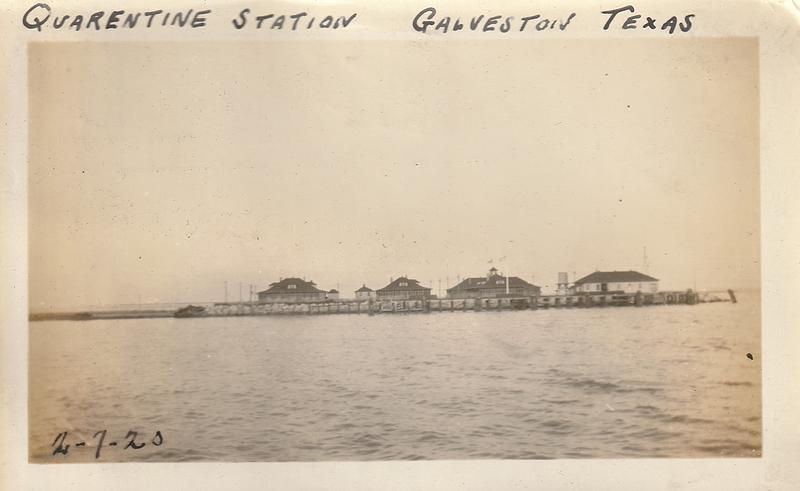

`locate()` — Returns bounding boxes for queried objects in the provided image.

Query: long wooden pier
[29,290,733,321]
[171,289,727,318]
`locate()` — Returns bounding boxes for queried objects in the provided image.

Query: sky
[28,39,759,310]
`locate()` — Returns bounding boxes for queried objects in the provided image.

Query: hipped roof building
[257,277,328,303]
[447,267,540,299]
[376,277,431,300]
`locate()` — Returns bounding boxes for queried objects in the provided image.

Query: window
[288,284,297,289]
[496,280,504,285]
[399,282,408,287]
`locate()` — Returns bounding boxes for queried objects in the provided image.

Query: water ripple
[28,298,762,461]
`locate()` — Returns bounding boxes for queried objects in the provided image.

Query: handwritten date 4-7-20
[51,430,163,459]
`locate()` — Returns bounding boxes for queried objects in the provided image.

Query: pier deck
[29,290,733,321]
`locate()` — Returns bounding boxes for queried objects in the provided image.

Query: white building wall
[576,281,658,293]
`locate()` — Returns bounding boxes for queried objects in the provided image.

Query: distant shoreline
[29,310,175,322]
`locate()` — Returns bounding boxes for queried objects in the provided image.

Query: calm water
[29,293,761,462]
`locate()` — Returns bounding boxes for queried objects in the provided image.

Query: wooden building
[376,277,432,301]
[257,278,328,303]
[355,285,376,301]
[572,270,659,294]
[447,267,541,299]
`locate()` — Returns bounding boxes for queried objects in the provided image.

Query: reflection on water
[29,292,761,462]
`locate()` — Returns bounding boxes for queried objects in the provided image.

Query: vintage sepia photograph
[27,38,760,463]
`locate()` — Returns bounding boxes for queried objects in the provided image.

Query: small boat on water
[174,305,207,318]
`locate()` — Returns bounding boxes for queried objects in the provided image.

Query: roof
[355,285,374,292]
[447,275,539,293]
[574,271,659,284]
[328,289,339,293]
[258,278,325,295]
[377,277,431,292]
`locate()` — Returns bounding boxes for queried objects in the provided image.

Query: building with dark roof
[573,270,659,294]
[355,285,376,301]
[257,277,328,303]
[376,277,431,301]
[447,267,541,299]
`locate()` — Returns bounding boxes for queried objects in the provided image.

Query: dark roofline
[574,270,659,284]
[447,275,539,292]
[258,277,326,294]
[376,276,431,292]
